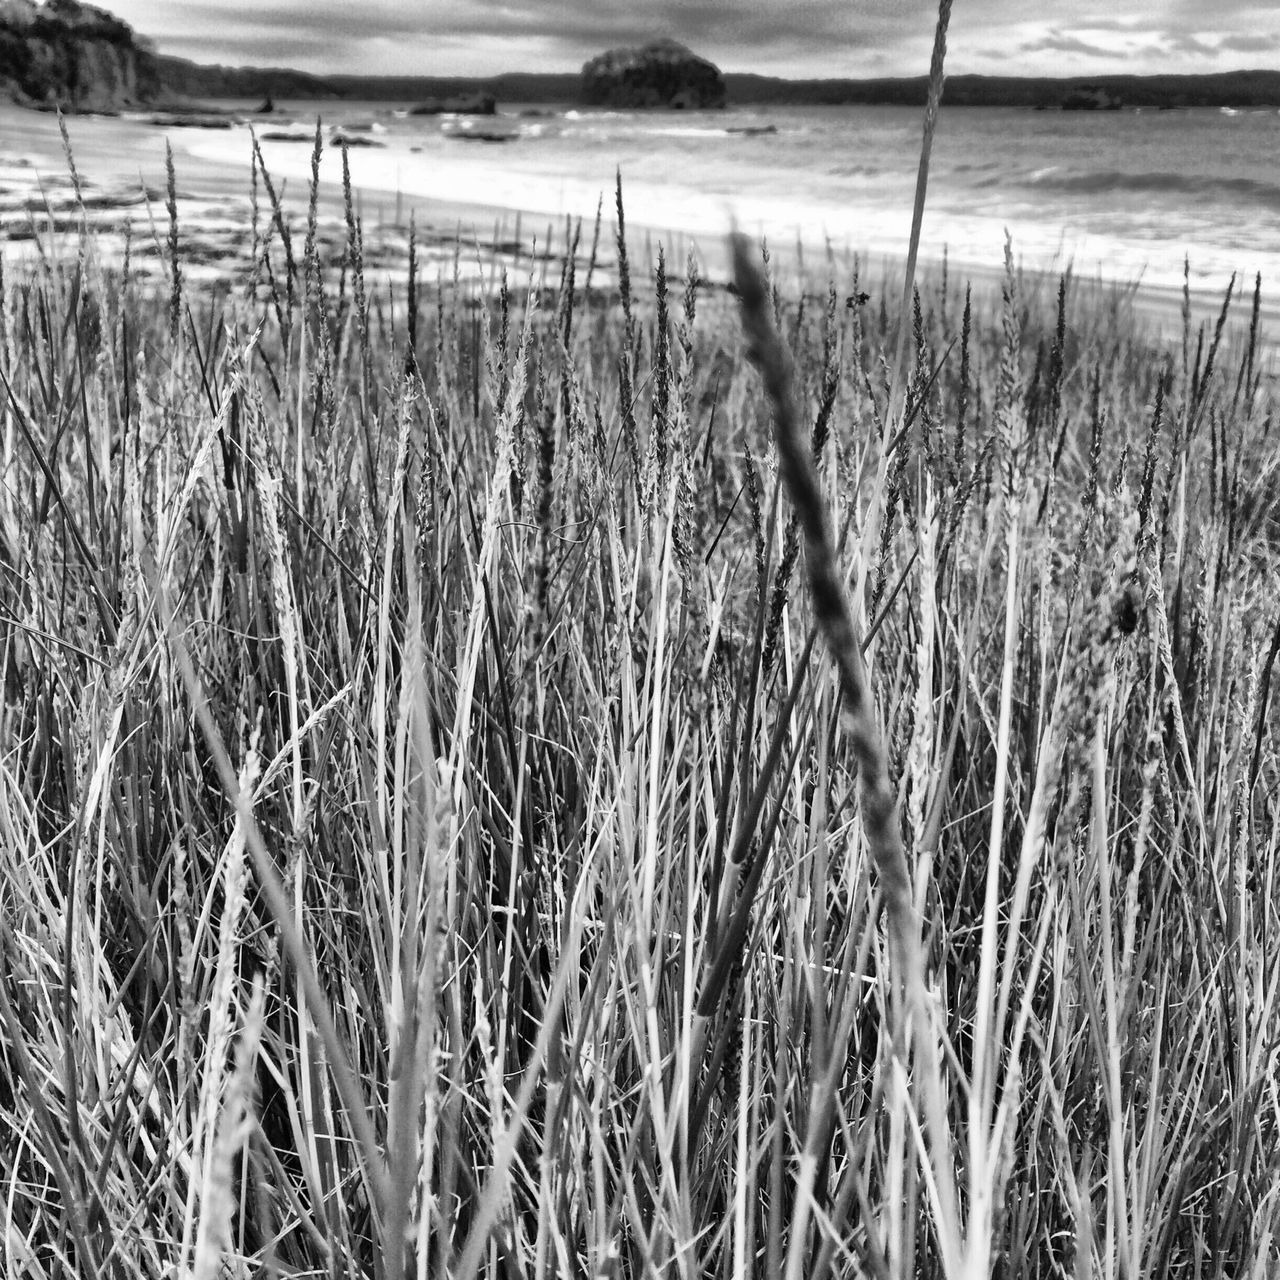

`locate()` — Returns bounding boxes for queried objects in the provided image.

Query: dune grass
[0,109,1278,1280]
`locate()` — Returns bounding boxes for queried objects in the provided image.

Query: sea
[5,98,1280,304]
[181,100,1280,298]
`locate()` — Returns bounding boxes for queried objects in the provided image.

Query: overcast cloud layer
[110,0,1280,79]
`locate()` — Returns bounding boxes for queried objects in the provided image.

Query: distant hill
[155,54,338,101]
[156,58,579,104]
[153,55,1280,112]
[724,69,1280,109]
[324,72,582,104]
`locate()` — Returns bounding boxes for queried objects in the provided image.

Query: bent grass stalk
[856,0,954,614]
[729,233,964,1273]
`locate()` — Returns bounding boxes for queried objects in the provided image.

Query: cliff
[581,38,725,109]
[0,0,160,110]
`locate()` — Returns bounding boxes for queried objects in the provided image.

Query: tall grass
[0,112,1278,1280]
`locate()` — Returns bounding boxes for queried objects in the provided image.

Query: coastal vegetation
[1,80,1278,1279]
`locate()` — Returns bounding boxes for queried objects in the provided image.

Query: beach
[3,98,1276,361]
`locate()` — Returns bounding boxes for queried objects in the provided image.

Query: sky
[107,0,1280,80]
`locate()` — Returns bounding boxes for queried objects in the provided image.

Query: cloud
[1219,31,1280,53]
[1161,31,1221,59]
[1169,0,1275,19]
[1018,31,1131,59]
[124,0,948,76]
[107,0,1280,77]
[142,0,925,46]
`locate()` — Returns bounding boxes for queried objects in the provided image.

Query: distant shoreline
[154,60,1280,113]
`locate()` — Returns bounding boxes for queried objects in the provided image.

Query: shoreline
[2,101,1274,369]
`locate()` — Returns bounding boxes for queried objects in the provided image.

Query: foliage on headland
[580,37,727,109]
[153,53,340,103]
[0,0,160,111]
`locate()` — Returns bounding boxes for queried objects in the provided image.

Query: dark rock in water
[442,118,519,143]
[1060,85,1124,111]
[255,94,274,114]
[149,112,233,129]
[0,0,161,111]
[409,93,496,116]
[581,38,725,110]
[330,131,384,148]
[726,123,777,136]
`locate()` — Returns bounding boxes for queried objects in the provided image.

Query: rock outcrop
[581,39,725,110]
[0,0,160,111]
[1060,85,1124,111]
[409,93,496,116]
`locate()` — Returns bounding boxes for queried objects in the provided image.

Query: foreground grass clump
[1,161,1278,1280]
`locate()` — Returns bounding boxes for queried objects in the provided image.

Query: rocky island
[0,0,160,111]
[581,38,726,109]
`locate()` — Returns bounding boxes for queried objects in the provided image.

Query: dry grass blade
[153,571,390,1229]
[730,231,963,1269]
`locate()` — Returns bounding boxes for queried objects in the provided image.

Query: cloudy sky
[109,0,1280,79]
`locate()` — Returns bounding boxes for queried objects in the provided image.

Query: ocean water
[181,100,1280,296]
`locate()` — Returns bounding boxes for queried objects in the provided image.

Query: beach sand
[0,103,539,293]
[1,101,1272,367]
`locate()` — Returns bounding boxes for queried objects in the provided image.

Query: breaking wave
[1019,167,1280,207]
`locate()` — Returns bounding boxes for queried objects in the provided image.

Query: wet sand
[0,103,549,291]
